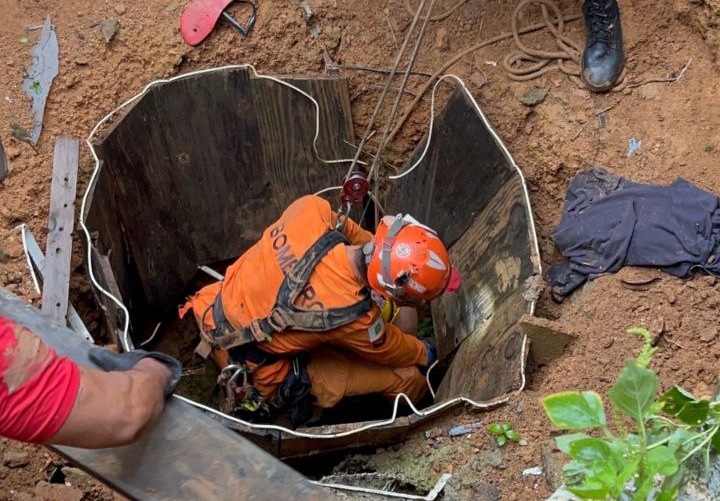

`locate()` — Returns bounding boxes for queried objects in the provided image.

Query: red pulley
[341,172,369,206]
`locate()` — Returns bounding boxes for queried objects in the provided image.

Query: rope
[385,12,582,145]
[370,0,438,183]
[503,0,626,87]
[404,0,470,22]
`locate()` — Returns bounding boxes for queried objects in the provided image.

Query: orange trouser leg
[306,346,428,409]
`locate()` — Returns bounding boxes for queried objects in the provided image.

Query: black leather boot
[581,0,625,92]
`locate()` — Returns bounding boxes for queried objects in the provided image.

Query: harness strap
[211,230,372,352]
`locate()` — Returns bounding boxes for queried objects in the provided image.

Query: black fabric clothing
[548,168,720,300]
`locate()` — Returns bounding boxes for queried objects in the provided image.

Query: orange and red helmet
[364,214,460,304]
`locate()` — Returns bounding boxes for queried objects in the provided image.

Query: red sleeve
[0,317,80,443]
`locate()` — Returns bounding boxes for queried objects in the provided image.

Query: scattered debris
[424,427,444,439]
[522,466,544,478]
[618,266,661,291]
[3,450,30,468]
[99,19,120,42]
[62,467,93,486]
[22,17,59,145]
[0,138,7,182]
[299,0,313,21]
[520,87,549,106]
[519,315,577,365]
[447,422,483,437]
[626,137,642,156]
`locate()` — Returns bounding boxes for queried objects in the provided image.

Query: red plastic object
[180,0,234,46]
[445,266,462,293]
[341,171,369,206]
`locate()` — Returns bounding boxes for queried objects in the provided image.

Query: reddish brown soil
[1,0,720,499]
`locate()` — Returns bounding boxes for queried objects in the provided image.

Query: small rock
[484,448,506,469]
[520,87,549,106]
[472,483,500,501]
[62,467,92,486]
[522,466,544,478]
[34,482,84,501]
[602,338,614,349]
[3,450,30,468]
[435,27,448,50]
[700,326,718,343]
[469,71,487,88]
[74,57,89,66]
[1,237,23,260]
[99,19,120,43]
[519,439,529,446]
[114,4,127,15]
[425,426,443,439]
[665,289,677,304]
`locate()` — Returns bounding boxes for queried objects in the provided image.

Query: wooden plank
[0,288,333,501]
[518,314,577,365]
[91,68,353,325]
[383,88,515,247]
[42,138,79,324]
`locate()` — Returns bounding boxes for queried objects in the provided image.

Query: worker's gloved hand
[422,338,437,366]
[88,347,182,397]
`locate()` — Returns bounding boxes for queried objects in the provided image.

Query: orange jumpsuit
[180,195,428,408]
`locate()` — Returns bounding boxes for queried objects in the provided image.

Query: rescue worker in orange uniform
[180,195,458,424]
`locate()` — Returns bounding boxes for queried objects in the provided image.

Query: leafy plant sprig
[542,327,720,501]
[488,421,521,447]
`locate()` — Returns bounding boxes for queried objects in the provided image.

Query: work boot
[581,0,625,92]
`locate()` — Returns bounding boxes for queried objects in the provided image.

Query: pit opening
[84,66,540,458]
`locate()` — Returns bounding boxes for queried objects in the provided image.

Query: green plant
[541,327,720,501]
[488,421,521,447]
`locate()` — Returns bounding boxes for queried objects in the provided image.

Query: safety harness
[206,229,373,424]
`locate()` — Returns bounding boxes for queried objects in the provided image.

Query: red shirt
[0,316,80,443]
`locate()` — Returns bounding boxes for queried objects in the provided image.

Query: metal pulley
[341,171,369,207]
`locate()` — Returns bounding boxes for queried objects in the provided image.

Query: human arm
[0,318,180,448]
[47,357,172,448]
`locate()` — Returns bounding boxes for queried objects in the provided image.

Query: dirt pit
[2,0,720,499]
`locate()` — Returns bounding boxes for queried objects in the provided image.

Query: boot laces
[586,0,614,46]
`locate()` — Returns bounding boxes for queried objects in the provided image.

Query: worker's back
[220,195,373,332]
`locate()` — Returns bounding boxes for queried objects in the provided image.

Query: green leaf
[608,361,658,423]
[497,435,507,447]
[505,430,521,441]
[645,446,679,476]
[568,438,614,463]
[488,423,502,435]
[19,37,29,44]
[676,400,710,426]
[31,80,41,95]
[667,427,698,454]
[566,478,611,500]
[502,422,512,431]
[556,433,592,454]
[661,386,697,415]
[542,391,607,430]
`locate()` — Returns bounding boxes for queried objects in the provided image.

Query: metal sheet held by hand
[22,17,59,145]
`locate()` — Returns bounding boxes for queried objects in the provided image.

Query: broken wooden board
[21,225,93,343]
[384,86,541,403]
[518,314,576,365]
[87,67,355,338]
[0,288,332,501]
[42,138,79,325]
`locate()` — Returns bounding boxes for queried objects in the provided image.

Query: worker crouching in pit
[179,195,460,426]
